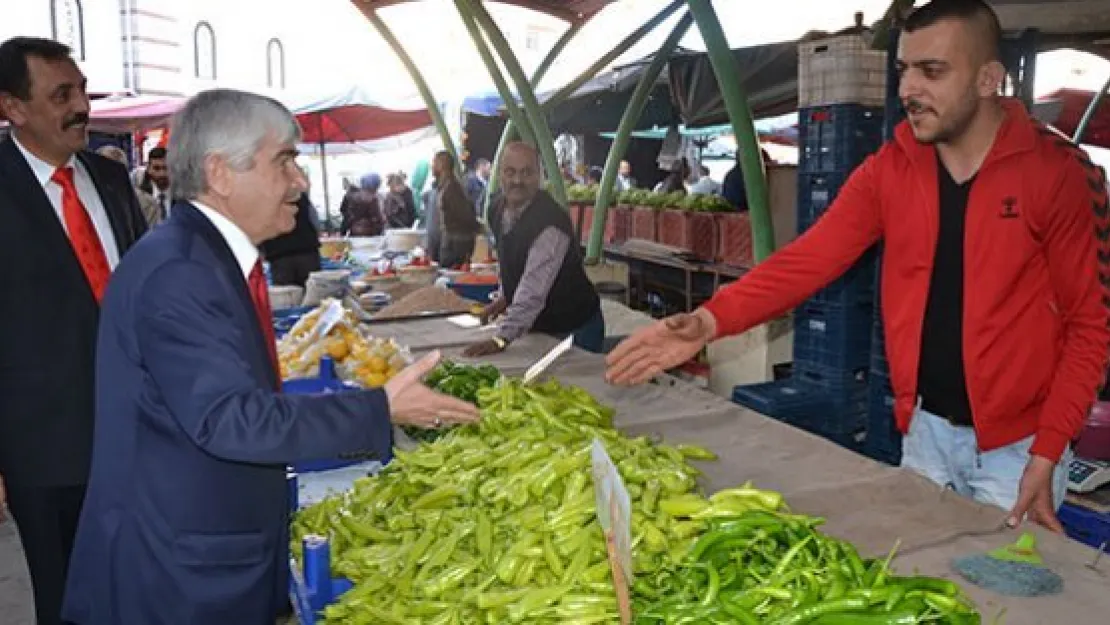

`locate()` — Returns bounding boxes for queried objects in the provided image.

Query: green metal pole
[464,0,567,207]
[543,0,686,111]
[454,0,536,148]
[1075,73,1110,144]
[685,0,774,262]
[586,13,694,263]
[359,7,460,170]
[486,22,581,218]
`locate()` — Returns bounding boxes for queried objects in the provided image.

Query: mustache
[903,98,934,115]
[63,112,89,130]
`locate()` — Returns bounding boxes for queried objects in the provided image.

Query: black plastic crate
[793,300,874,377]
[731,379,832,423]
[798,103,885,174]
[797,171,849,232]
[865,371,902,464]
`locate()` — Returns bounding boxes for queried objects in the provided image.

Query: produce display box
[577,203,618,245]
[609,205,633,244]
[792,299,874,377]
[630,206,659,241]
[290,535,352,625]
[797,103,885,174]
[657,210,718,260]
[1058,502,1110,553]
[273,306,316,339]
[715,212,753,268]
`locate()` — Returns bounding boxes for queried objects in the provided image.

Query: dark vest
[490,191,599,335]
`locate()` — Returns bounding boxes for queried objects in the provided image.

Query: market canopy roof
[350,0,613,23]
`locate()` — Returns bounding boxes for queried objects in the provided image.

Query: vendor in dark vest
[464,142,603,357]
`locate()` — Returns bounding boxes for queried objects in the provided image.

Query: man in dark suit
[61,88,479,625]
[0,37,147,625]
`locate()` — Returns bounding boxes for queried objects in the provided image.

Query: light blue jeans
[901,407,1072,512]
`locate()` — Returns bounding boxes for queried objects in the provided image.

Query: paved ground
[0,517,34,625]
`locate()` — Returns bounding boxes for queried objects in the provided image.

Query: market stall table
[351,319,1110,624]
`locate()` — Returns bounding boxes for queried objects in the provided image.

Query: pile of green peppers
[294,377,981,624]
[404,361,502,443]
[293,379,719,624]
[635,503,981,625]
[424,361,502,404]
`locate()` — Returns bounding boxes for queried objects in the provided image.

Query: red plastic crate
[610,206,632,244]
[689,212,718,260]
[578,204,619,244]
[716,212,753,268]
[630,207,659,241]
[578,204,594,244]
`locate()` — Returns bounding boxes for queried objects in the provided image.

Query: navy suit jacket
[62,202,394,625]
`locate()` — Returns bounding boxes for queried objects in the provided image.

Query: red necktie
[248,260,281,385]
[52,167,111,302]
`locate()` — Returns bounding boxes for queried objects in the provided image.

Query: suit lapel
[77,151,132,255]
[0,139,98,303]
[176,203,279,390]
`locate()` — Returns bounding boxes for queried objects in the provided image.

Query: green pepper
[770,596,870,625]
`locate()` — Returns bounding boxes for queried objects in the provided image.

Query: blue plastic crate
[797,171,849,232]
[793,300,875,377]
[731,379,832,424]
[798,104,885,174]
[1058,502,1110,553]
[870,319,889,378]
[810,247,879,308]
[283,359,374,473]
[290,535,353,625]
[449,281,498,303]
[273,305,315,338]
[865,371,902,465]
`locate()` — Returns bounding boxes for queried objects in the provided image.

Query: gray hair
[168,88,300,200]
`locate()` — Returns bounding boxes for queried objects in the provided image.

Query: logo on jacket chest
[999,196,1020,219]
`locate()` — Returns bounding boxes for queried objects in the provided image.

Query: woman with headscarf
[382,172,416,228]
[339,172,385,236]
[129,166,161,228]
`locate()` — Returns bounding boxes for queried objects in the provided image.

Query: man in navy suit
[60,89,479,625]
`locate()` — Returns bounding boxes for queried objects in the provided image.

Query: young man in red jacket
[607,0,1110,532]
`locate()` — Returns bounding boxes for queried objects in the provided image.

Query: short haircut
[904,0,1003,62]
[700,164,710,176]
[168,88,300,201]
[148,146,167,161]
[0,37,73,100]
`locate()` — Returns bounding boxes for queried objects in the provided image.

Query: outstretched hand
[605,308,717,386]
[1006,455,1065,533]
[385,351,481,429]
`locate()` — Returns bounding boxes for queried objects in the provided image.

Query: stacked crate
[732,33,886,450]
[864,255,902,465]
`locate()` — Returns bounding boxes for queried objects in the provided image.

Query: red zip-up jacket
[704,99,1110,462]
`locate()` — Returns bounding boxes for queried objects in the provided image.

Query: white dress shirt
[13,135,121,269]
[190,200,259,279]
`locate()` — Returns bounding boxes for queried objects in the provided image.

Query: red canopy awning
[280,85,434,144]
[1035,88,1110,148]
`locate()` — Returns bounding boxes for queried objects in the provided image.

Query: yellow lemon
[362,372,388,388]
[368,356,389,374]
[326,340,349,360]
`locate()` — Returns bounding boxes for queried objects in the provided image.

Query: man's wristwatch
[492,336,508,351]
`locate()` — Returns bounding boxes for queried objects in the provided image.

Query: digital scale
[1067,458,1110,494]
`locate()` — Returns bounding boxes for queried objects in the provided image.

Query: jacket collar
[893,98,1038,169]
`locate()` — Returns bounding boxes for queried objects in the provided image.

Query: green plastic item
[988,532,1044,566]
